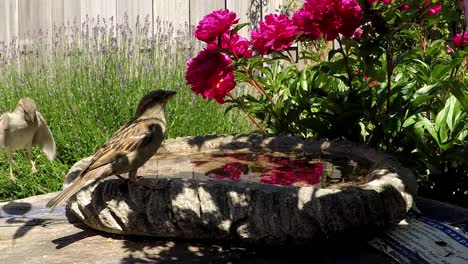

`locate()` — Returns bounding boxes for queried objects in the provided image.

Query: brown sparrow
[46,90,176,212]
[0,98,56,180]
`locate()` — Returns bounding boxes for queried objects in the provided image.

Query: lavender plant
[0,15,253,201]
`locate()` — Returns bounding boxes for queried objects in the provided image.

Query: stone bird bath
[63,134,417,245]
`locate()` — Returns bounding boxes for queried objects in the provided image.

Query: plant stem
[386,41,393,114]
[285,49,295,64]
[227,36,271,134]
[228,93,267,135]
[337,36,354,90]
[241,65,276,106]
[230,43,275,107]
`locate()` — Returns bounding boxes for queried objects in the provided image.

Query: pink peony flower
[194,9,239,42]
[251,14,299,55]
[453,33,468,48]
[292,5,322,41]
[424,0,441,15]
[353,28,363,38]
[446,45,454,54]
[207,32,253,58]
[306,0,363,41]
[186,49,236,104]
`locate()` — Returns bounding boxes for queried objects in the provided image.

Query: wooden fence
[0,0,292,49]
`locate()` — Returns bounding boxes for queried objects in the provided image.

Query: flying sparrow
[0,98,56,180]
[46,90,176,212]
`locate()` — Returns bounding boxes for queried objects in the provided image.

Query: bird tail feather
[46,168,102,212]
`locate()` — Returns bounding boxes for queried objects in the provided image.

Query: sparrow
[0,98,56,180]
[46,90,176,212]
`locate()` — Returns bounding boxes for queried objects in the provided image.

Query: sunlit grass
[0,17,254,201]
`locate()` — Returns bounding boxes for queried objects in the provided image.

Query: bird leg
[27,146,37,174]
[128,170,139,183]
[128,169,170,190]
[7,150,15,181]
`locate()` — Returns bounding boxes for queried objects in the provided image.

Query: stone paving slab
[1,193,467,264]
[0,193,400,264]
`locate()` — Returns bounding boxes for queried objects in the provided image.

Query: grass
[0,17,254,201]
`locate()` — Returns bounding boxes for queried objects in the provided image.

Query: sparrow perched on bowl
[0,98,56,180]
[46,90,176,212]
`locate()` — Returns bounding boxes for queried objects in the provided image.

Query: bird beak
[163,91,176,103]
[18,103,36,123]
[23,110,36,123]
[166,91,177,99]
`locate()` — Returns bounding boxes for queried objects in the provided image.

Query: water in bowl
[142,152,369,188]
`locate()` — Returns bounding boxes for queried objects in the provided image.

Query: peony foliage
[186,0,468,205]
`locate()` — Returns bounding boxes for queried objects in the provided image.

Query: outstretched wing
[0,114,9,148]
[85,119,160,171]
[32,111,56,160]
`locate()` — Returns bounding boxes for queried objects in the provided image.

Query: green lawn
[0,26,254,201]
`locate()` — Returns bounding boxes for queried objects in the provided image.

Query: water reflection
[144,152,367,187]
[203,154,324,186]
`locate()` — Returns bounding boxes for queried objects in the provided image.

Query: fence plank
[0,0,19,49]
[80,0,116,21]
[116,0,152,28]
[1,0,289,49]
[153,0,189,29]
[63,0,81,25]
[18,0,52,46]
[48,0,64,27]
[226,0,254,36]
[189,0,225,31]
[263,0,285,15]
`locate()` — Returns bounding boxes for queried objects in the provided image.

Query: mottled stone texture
[65,135,417,245]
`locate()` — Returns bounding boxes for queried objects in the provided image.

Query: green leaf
[300,70,308,91]
[445,96,461,131]
[271,51,292,62]
[435,102,449,144]
[327,49,342,61]
[224,104,236,114]
[230,23,250,35]
[413,120,425,138]
[403,115,416,128]
[411,94,434,110]
[457,129,468,141]
[443,80,468,112]
[417,116,438,144]
[359,121,370,141]
[273,101,284,114]
[431,64,451,81]
[415,83,438,95]
[451,118,468,141]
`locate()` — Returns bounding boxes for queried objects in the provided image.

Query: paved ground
[1,193,467,264]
